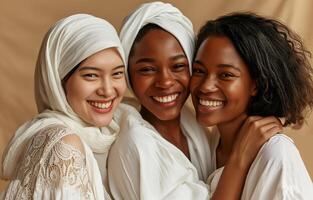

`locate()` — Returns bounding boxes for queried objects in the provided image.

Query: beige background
[0,0,312,191]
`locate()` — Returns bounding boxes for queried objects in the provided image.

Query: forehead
[195,36,253,77]
[131,29,186,57]
[198,36,236,56]
[78,48,123,69]
[196,36,246,66]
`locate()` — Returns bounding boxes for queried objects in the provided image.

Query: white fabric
[2,124,102,199]
[207,128,313,200]
[1,13,125,199]
[108,105,213,200]
[119,1,195,87]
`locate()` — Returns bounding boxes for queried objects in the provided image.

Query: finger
[263,124,282,135]
[257,123,282,139]
[249,116,282,128]
[240,116,262,129]
[245,115,263,122]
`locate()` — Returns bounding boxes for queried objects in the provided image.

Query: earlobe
[251,81,258,96]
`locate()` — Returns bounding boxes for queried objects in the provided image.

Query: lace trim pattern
[4,125,94,200]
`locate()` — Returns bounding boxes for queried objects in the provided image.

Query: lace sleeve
[4,126,97,200]
[38,135,95,199]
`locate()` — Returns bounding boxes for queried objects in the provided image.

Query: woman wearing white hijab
[1,14,129,199]
[108,2,281,199]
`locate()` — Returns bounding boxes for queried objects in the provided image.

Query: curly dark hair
[195,12,313,126]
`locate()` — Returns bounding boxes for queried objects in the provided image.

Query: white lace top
[2,125,110,200]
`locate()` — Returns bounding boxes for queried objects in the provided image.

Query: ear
[251,80,258,96]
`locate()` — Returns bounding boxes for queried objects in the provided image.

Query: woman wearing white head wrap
[108,2,211,199]
[1,13,129,200]
[108,3,213,199]
[108,2,281,200]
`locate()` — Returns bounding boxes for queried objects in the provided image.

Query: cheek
[189,77,201,94]
[115,79,127,97]
[65,79,78,104]
[226,82,252,106]
[131,76,153,96]
[181,75,190,88]
[65,78,92,105]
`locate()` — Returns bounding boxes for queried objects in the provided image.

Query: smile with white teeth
[153,93,179,103]
[88,100,112,109]
[199,99,223,107]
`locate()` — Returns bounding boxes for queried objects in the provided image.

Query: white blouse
[108,105,213,200]
[207,128,313,200]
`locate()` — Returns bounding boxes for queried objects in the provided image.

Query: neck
[140,107,190,159]
[216,115,246,167]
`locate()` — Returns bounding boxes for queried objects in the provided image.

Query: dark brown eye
[173,63,187,71]
[192,67,205,75]
[219,72,236,80]
[83,73,98,79]
[112,71,124,79]
[138,66,157,74]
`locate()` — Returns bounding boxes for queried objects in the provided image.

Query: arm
[212,116,282,200]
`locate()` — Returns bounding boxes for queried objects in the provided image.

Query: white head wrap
[120,1,195,88]
[1,14,124,185]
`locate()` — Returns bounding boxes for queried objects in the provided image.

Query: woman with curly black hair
[190,12,313,199]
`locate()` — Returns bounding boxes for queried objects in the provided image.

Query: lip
[196,93,224,102]
[87,99,114,114]
[87,98,115,103]
[150,92,180,107]
[195,96,225,113]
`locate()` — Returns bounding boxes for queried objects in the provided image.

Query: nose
[155,69,175,89]
[96,77,115,98]
[199,76,218,93]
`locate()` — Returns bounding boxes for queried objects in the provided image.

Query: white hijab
[119,1,195,88]
[1,14,125,181]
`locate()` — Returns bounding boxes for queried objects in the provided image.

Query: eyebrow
[218,64,241,72]
[113,65,125,70]
[135,58,155,64]
[194,60,205,66]
[170,54,187,61]
[193,60,241,72]
[78,65,125,71]
[135,54,187,64]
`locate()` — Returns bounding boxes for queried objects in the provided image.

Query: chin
[93,119,113,127]
[196,116,217,127]
[86,113,114,127]
[156,110,180,121]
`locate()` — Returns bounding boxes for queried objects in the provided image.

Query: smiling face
[129,28,190,121]
[190,36,256,126]
[65,48,126,127]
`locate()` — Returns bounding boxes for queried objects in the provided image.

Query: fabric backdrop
[1,0,312,190]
